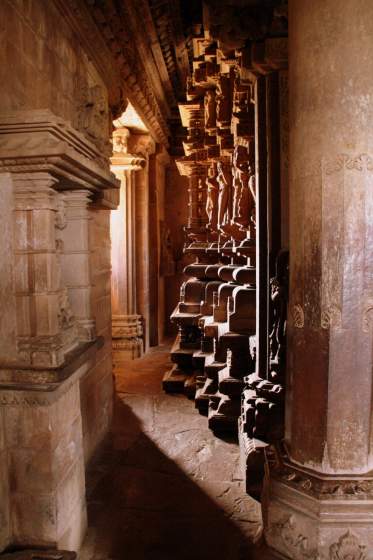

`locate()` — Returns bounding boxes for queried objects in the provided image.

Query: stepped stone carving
[163,23,262,438]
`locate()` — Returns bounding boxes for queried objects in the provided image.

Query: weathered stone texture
[0,0,117,552]
[0,0,110,155]
[0,174,17,363]
[2,381,86,549]
[80,209,114,463]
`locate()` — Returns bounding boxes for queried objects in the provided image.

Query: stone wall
[0,0,110,157]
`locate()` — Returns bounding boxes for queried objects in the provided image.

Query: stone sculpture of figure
[231,144,257,229]
[269,250,289,382]
[216,76,230,125]
[231,166,243,224]
[205,163,219,231]
[204,90,216,129]
[217,161,230,231]
[112,128,129,154]
[248,163,256,225]
[231,145,247,225]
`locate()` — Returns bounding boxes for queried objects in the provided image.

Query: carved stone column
[61,190,96,342]
[0,110,120,552]
[110,127,146,362]
[265,1,373,556]
[13,172,78,367]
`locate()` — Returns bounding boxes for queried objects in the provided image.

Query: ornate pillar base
[265,464,373,559]
[112,314,143,362]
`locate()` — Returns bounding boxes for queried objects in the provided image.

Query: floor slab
[79,344,277,560]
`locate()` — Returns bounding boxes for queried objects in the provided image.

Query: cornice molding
[54,0,170,147]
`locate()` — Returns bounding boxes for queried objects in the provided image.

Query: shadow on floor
[81,395,273,560]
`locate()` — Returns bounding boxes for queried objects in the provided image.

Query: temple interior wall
[0,0,115,550]
[0,0,109,143]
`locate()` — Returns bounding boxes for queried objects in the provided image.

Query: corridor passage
[80,344,274,560]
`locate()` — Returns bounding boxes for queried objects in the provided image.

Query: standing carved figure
[248,164,256,226]
[204,90,216,130]
[216,76,231,126]
[231,145,247,225]
[231,165,243,225]
[217,161,230,231]
[269,250,289,381]
[205,163,219,231]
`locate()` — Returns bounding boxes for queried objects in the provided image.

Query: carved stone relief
[269,516,367,560]
[292,304,305,328]
[329,531,366,560]
[269,516,320,560]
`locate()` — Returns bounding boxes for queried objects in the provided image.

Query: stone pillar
[61,190,95,342]
[13,172,78,367]
[0,109,120,553]
[110,128,146,362]
[132,133,156,353]
[265,1,373,556]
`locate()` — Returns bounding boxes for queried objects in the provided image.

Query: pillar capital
[111,127,147,173]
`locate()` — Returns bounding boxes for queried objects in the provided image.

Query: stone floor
[79,343,276,560]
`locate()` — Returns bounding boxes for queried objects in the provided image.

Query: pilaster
[13,172,77,368]
[110,127,147,362]
[61,190,95,342]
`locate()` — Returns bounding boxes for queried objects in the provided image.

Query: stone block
[57,500,87,552]
[0,409,5,451]
[9,447,54,494]
[0,174,17,362]
[11,491,57,545]
[4,405,52,450]
[52,383,81,442]
[80,362,113,462]
[53,416,84,483]
[14,253,29,293]
[9,416,83,496]
[32,210,56,252]
[13,210,28,251]
[62,254,90,286]
[34,293,60,336]
[62,221,89,253]
[15,295,31,337]
[56,461,86,538]
[33,253,60,293]
[67,288,91,320]
[0,449,10,551]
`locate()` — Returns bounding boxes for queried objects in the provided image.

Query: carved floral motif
[270,516,367,560]
[363,305,373,333]
[329,531,366,560]
[269,515,320,559]
[320,306,342,330]
[292,304,305,328]
[324,154,373,175]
